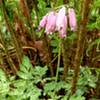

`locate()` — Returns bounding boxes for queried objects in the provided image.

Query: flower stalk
[56,39,62,81]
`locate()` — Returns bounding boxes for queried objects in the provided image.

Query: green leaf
[67,33,77,41]
[50,40,59,47]
[17,71,33,80]
[8,87,25,97]
[30,86,41,100]
[69,95,85,100]
[55,81,69,91]
[19,64,28,73]
[33,66,48,77]
[7,96,21,100]
[13,79,26,87]
[44,81,71,93]
[21,55,33,70]
[88,82,96,88]
[0,81,9,94]
[0,69,6,82]
[44,81,56,92]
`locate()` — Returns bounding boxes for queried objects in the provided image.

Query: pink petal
[38,15,47,30]
[56,6,66,31]
[59,16,67,38]
[68,8,77,31]
[45,11,56,34]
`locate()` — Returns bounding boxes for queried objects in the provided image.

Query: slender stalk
[56,40,61,82]
[71,0,92,94]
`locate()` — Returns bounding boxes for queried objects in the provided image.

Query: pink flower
[59,16,67,38]
[68,8,77,31]
[38,15,47,30]
[45,12,56,34]
[56,6,66,31]
[56,6,67,38]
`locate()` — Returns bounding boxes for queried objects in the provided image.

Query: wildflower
[68,8,77,31]
[45,11,56,34]
[56,6,66,31]
[38,15,47,30]
[56,6,67,38]
[59,16,67,38]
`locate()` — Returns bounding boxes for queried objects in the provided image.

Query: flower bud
[59,16,67,38]
[38,15,47,30]
[45,12,56,34]
[56,6,66,31]
[68,8,77,31]
[56,6,67,38]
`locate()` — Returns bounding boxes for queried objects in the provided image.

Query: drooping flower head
[56,6,67,38]
[56,6,66,30]
[59,16,67,38]
[45,11,56,34]
[68,8,77,31]
[38,15,47,30]
[38,6,69,38]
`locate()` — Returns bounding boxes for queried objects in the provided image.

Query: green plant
[0,69,9,98]
[76,67,98,96]
[0,0,99,99]
[0,56,98,100]
[0,56,48,100]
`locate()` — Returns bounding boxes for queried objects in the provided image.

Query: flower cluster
[38,6,77,38]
